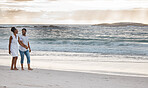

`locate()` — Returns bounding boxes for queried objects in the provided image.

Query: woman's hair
[11,27,16,33]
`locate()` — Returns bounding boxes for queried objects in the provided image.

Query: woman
[9,27,28,70]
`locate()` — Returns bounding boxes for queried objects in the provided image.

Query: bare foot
[14,68,19,70]
[28,68,33,70]
[21,68,24,70]
[10,68,14,70]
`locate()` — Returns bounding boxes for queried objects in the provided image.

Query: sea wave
[0,24,148,57]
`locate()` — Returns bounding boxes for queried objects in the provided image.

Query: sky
[0,0,148,24]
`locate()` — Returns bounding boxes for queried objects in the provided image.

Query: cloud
[1,0,148,24]
[0,9,43,23]
[14,0,33,1]
[1,0,148,13]
[42,9,148,24]
[1,9,148,24]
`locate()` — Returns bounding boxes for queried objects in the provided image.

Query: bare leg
[21,64,24,70]
[28,64,33,70]
[14,57,18,70]
[10,57,15,70]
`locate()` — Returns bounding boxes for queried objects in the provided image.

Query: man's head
[22,28,27,35]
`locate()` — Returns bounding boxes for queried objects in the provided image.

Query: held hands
[24,45,28,49]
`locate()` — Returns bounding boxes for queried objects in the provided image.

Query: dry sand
[0,50,148,88]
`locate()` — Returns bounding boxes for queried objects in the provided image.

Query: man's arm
[18,37,28,49]
[8,36,12,54]
[28,42,31,52]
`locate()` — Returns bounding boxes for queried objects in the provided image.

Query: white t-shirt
[19,35,29,51]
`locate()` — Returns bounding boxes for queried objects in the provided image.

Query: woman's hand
[9,50,11,54]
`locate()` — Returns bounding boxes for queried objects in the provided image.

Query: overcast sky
[0,0,148,24]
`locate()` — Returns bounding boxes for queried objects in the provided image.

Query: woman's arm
[18,37,28,49]
[9,36,12,54]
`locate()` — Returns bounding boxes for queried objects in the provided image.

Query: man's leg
[19,50,24,70]
[24,50,33,70]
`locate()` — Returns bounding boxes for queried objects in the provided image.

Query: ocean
[0,24,148,57]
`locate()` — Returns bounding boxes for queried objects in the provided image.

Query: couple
[9,27,33,70]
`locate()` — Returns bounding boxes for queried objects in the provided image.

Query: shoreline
[0,49,148,59]
[0,49,148,77]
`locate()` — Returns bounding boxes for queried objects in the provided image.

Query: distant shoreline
[1,22,148,28]
[93,22,148,27]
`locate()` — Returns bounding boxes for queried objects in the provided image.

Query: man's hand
[29,49,31,52]
[24,45,28,49]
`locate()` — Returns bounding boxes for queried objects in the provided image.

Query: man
[19,28,33,70]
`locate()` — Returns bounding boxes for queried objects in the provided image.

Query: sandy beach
[1,0,148,88]
[0,50,148,88]
[0,65,148,88]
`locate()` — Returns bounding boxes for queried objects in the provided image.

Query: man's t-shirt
[19,35,29,51]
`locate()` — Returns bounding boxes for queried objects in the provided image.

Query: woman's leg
[14,57,18,70]
[10,57,15,70]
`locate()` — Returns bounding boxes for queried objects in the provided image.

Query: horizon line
[0,22,148,25]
